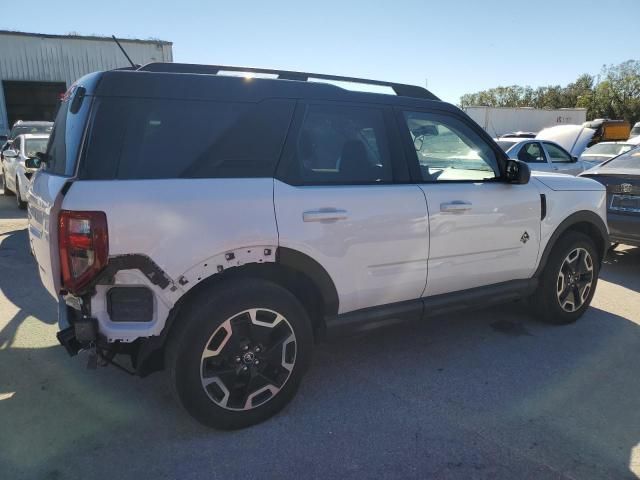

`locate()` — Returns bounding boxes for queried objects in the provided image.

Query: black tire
[166,278,313,429]
[15,178,26,209]
[531,231,599,325]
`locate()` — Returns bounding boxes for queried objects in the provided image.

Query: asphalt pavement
[0,188,639,480]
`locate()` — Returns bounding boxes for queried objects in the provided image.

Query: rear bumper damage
[55,300,99,356]
[56,297,164,377]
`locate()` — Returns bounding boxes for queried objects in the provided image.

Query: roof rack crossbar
[136,63,439,101]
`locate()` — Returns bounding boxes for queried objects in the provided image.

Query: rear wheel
[532,231,599,325]
[15,177,26,209]
[166,278,313,429]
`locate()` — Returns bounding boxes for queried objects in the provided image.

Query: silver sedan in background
[578,141,636,168]
[495,138,588,175]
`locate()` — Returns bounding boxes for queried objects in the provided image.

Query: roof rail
[136,63,440,101]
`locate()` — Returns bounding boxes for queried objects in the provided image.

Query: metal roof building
[0,30,173,135]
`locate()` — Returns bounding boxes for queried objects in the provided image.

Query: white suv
[28,64,609,429]
[1,133,50,208]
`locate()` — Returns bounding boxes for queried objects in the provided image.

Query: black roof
[85,62,456,112]
[138,63,439,100]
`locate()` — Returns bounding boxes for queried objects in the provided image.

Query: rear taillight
[58,210,108,293]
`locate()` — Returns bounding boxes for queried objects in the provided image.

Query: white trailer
[464,106,587,138]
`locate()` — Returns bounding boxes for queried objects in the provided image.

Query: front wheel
[166,278,313,429]
[531,231,599,325]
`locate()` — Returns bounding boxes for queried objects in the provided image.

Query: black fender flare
[276,247,339,317]
[534,210,609,278]
[136,246,339,376]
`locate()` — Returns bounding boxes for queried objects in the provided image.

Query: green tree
[592,61,640,123]
[459,61,640,125]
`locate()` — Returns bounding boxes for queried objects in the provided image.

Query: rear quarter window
[46,105,68,175]
[79,97,295,180]
[45,89,93,176]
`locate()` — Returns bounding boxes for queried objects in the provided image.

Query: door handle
[440,201,472,213]
[303,209,348,222]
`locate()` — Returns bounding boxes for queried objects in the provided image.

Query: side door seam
[417,184,430,298]
[273,99,300,249]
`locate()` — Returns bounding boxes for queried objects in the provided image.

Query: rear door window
[80,98,295,179]
[544,142,572,163]
[279,103,393,185]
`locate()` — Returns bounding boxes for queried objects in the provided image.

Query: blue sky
[8,0,640,103]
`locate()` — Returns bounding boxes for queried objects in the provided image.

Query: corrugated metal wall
[0,32,173,133]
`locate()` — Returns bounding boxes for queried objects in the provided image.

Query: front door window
[402,111,499,182]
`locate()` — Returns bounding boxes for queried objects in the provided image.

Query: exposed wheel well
[134,260,331,376]
[183,262,328,337]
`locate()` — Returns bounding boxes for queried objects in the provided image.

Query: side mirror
[572,156,578,162]
[505,159,530,184]
[25,157,41,169]
[27,151,49,169]
[3,149,17,158]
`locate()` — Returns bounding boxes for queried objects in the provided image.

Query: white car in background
[495,138,587,175]
[579,142,637,168]
[1,133,49,208]
[536,124,596,157]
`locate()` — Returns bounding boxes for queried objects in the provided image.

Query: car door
[514,141,555,173]
[396,108,541,297]
[4,136,21,191]
[274,101,429,315]
[542,141,583,175]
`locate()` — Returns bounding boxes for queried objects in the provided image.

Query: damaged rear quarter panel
[62,178,279,341]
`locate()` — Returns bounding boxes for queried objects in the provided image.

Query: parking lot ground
[0,189,639,480]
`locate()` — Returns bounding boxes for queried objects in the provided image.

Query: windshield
[601,149,640,169]
[25,138,49,158]
[10,124,53,138]
[583,143,633,156]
